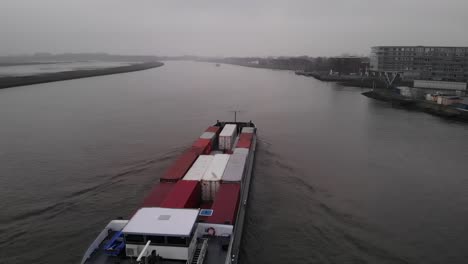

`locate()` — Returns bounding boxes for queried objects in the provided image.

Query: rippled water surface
[1,61,468,264]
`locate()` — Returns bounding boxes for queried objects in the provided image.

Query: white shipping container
[241,127,255,133]
[200,131,216,149]
[201,154,230,201]
[414,80,467,91]
[222,152,248,182]
[219,124,237,150]
[202,181,219,202]
[200,132,216,140]
[182,155,214,181]
[233,148,249,155]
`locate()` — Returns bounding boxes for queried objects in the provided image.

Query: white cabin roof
[123,208,199,236]
[219,124,237,137]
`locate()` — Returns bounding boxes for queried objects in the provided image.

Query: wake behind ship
[81,121,257,264]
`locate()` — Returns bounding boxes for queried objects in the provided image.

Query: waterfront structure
[329,56,368,75]
[370,46,468,82]
[414,80,466,91]
[425,94,463,106]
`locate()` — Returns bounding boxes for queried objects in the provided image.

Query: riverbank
[0,62,61,67]
[295,71,415,88]
[211,61,407,89]
[0,61,163,89]
[363,90,468,121]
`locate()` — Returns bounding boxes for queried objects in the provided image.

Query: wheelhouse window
[167,236,188,246]
[147,235,165,245]
[125,234,145,244]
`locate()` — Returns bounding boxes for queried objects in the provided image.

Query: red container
[236,133,253,149]
[160,150,200,182]
[192,138,212,154]
[161,180,201,209]
[205,183,240,225]
[205,126,221,134]
[141,182,176,207]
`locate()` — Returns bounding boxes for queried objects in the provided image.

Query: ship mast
[229,110,240,122]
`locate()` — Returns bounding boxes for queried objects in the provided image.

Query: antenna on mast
[228,110,241,122]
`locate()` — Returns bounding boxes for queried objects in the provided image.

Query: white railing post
[136,240,151,263]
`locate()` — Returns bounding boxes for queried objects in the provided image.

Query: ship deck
[85,234,228,264]
[82,122,256,264]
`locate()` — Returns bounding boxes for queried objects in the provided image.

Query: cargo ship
[81,121,256,264]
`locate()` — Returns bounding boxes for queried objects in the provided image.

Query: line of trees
[210,56,366,73]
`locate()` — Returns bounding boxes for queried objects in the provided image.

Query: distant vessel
[81,121,256,264]
[215,64,220,67]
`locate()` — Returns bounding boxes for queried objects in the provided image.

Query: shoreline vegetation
[0,61,163,89]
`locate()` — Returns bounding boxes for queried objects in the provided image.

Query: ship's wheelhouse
[122,207,199,260]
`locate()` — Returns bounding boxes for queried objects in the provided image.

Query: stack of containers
[236,133,253,149]
[160,180,201,208]
[241,127,255,134]
[205,126,220,148]
[219,124,237,151]
[237,126,255,149]
[201,154,230,201]
[200,132,215,149]
[183,155,214,181]
[141,182,176,207]
[205,183,240,225]
[222,149,248,183]
[192,138,212,154]
[160,149,201,182]
[206,126,221,133]
[233,148,249,155]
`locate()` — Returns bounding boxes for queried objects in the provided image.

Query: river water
[1,61,467,264]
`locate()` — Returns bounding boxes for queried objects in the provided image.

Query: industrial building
[370,46,468,82]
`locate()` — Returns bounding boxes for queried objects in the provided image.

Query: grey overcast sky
[1,0,467,57]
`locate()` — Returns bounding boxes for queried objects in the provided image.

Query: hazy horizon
[1,0,468,57]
